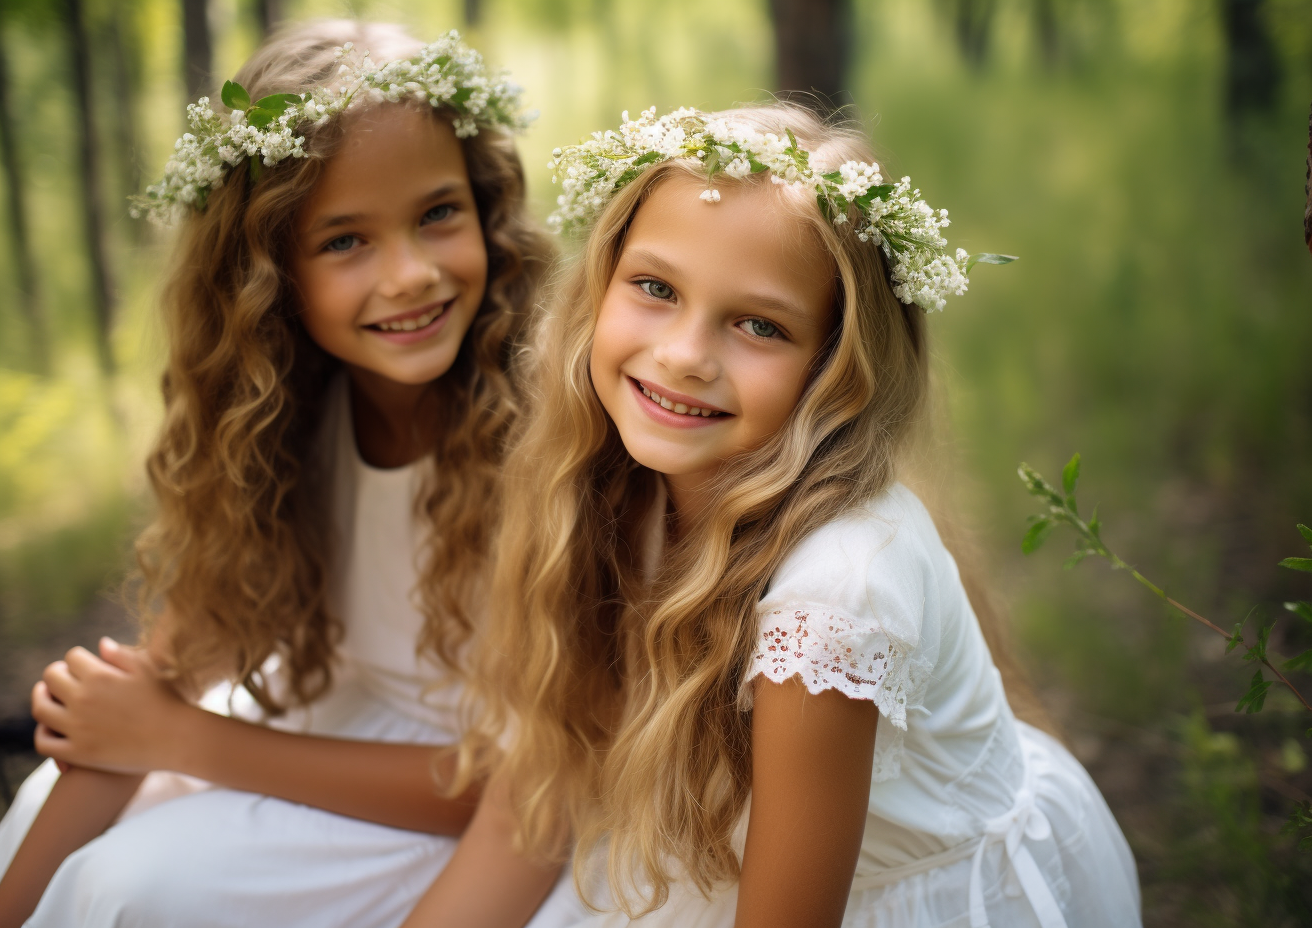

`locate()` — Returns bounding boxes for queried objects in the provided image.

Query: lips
[367,298,454,329]
[363,299,454,343]
[634,379,726,418]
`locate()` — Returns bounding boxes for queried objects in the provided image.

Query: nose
[378,236,441,300]
[651,308,720,383]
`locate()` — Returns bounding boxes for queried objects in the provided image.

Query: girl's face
[291,105,488,387]
[590,173,836,504]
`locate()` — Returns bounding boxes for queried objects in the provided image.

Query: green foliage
[1020,455,1312,853]
[963,252,1019,274]
[220,79,250,111]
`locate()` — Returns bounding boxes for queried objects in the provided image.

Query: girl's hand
[31,637,191,775]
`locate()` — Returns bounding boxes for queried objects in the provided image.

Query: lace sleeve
[743,601,923,728]
[740,601,932,781]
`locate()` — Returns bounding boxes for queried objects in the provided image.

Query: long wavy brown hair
[464,103,1038,913]
[133,20,552,712]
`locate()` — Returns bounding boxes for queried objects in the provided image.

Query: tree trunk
[105,1,142,234]
[0,26,48,373]
[953,0,997,69]
[182,0,211,101]
[1033,0,1059,71]
[1305,103,1311,256]
[1221,0,1281,117]
[256,0,282,38]
[464,0,481,28]
[768,0,853,111]
[64,0,115,375]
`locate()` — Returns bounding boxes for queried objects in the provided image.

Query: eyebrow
[304,181,469,235]
[623,248,813,323]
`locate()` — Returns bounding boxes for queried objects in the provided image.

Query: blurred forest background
[0,0,1309,924]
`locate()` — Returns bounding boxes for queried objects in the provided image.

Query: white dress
[0,377,585,928]
[573,485,1141,928]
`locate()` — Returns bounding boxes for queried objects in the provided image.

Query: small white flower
[699,188,721,202]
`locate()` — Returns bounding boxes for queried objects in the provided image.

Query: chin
[618,430,707,478]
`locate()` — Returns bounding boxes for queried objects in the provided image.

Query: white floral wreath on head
[134,30,532,225]
[547,107,1014,312]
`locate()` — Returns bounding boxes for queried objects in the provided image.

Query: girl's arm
[735,676,878,928]
[0,767,143,928]
[31,638,479,835]
[400,774,563,928]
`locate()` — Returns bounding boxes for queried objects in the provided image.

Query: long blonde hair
[467,103,952,911]
[134,20,552,710]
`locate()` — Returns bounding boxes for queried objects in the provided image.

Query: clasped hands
[31,638,192,775]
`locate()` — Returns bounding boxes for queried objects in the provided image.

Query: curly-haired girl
[0,20,577,928]
[409,103,1141,928]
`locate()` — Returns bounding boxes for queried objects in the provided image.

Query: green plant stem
[1020,463,1312,714]
[1117,561,1312,713]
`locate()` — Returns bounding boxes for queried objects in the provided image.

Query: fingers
[41,660,77,704]
[65,644,121,681]
[98,637,153,676]
[31,680,70,735]
[33,722,70,762]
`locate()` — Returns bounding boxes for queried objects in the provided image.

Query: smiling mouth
[367,300,451,333]
[634,379,726,418]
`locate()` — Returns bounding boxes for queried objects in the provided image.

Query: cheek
[590,293,637,382]
[293,261,360,339]
[739,356,810,436]
[445,225,489,295]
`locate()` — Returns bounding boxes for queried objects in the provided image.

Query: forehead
[300,106,470,217]
[621,172,835,308]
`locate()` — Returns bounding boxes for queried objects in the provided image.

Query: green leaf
[252,92,301,113]
[1285,649,1312,673]
[964,253,1019,273]
[1299,523,1312,547]
[1242,624,1271,663]
[1279,557,1312,573]
[246,108,275,128]
[221,80,250,111]
[1063,549,1093,570]
[1061,453,1081,498]
[1225,622,1245,654]
[1022,518,1055,555]
[1235,670,1272,714]
[630,150,664,168]
[1088,504,1102,540]
[1284,601,1312,625]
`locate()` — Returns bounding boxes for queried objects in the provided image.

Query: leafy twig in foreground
[1017,454,1312,714]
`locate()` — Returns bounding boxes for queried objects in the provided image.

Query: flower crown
[547,107,1014,312]
[134,30,531,225]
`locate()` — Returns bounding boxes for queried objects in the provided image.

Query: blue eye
[741,318,780,339]
[639,280,675,300]
[324,234,358,253]
[423,204,454,223]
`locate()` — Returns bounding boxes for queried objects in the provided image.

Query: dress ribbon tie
[967,784,1067,928]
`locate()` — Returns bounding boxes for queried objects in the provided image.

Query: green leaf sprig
[1018,454,1312,715]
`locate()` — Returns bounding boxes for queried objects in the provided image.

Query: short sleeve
[739,486,942,780]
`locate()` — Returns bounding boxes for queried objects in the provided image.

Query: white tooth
[651,392,661,403]
[689,407,700,416]
[402,318,417,331]
[701,409,713,417]
[673,403,688,414]
[660,397,673,410]
[641,385,651,397]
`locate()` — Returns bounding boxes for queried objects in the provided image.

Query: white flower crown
[547,107,1014,312]
[134,30,532,225]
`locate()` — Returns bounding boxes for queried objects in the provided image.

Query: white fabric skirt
[566,723,1140,928]
[0,679,588,928]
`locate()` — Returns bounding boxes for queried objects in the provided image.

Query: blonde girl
[410,104,1141,928]
[0,20,579,928]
